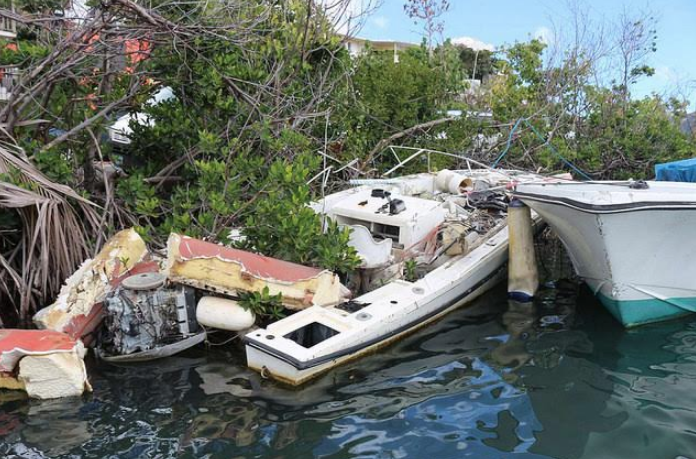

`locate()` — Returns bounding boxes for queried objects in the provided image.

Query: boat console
[320,188,447,249]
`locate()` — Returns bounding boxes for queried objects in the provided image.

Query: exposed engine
[100,272,198,356]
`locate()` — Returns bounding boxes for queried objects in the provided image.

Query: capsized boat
[515,180,696,327]
[245,163,542,385]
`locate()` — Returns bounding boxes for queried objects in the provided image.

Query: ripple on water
[3,282,696,458]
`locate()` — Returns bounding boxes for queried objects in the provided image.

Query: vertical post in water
[508,199,538,302]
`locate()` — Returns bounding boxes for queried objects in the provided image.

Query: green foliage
[110,2,362,273]
[238,286,285,320]
[487,39,695,179]
[332,42,466,168]
[351,46,451,128]
[490,40,548,121]
[404,259,418,282]
[238,156,361,275]
[13,0,64,13]
[505,39,546,86]
[116,174,161,218]
[28,144,73,183]
[0,41,48,66]
[573,93,696,179]
[457,45,497,80]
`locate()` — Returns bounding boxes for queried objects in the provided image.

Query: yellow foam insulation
[18,347,92,399]
[165,233,345,310]
[33,228,148,332]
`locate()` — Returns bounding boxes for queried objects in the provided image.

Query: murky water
[3,281,696,458]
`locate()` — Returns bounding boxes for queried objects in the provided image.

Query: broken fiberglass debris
[33,228,150,342]
[0,329,91,399]
[165,233,347,310]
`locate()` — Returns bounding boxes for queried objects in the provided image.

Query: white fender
[196,297,255,332]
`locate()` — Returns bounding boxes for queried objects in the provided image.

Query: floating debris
[0,330,90,399]
[196,296,255,332]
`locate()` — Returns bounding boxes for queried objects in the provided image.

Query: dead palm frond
[0,141,102,325]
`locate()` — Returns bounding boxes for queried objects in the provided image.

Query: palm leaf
[0,142,102,325]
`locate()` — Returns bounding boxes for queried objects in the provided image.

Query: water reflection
[2,281,696,458]
[489,287,625,459]
[575,297,696,458]
[0,397,92,457]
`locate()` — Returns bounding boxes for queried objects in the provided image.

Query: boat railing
[380,145,498,177]
[307,144,531,188]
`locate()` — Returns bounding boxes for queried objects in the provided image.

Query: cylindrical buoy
[196,296,256,332]
[508,199,538,302]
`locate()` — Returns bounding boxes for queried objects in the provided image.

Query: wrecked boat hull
[246,270,505,385]
[244,167,548,385]
[165,233,345,310]
[516,181,696,327]
[245,224,514,385]
[0,330,91,399]
[98,332,207,363]
[33,228,150,342]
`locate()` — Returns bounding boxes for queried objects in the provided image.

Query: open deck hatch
[284,322,339,348]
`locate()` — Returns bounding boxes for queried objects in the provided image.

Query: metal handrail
[381,145,512,177]
[309,144,534,188]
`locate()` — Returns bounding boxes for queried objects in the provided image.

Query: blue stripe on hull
[597,293,696,328]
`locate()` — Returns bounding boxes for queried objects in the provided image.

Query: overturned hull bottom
[246,269,505,386]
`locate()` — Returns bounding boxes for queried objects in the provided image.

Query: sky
[350,0,696,108]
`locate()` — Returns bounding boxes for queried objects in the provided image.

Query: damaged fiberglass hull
[516,181,696,327]
[165,233,345,310]
[0,330,91,399]
[244,167,546,385]
[245,223,513,385]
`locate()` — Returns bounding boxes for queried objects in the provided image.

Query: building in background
[0,1,17,101]
[0,1,16,39]
[341,35,418,63]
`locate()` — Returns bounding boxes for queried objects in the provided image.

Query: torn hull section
[0,329,90,399]
[165,233,345,309]
[33,228,150,340]
[99,332,207,363]
[0,329,79,372]
[19,352,91,400]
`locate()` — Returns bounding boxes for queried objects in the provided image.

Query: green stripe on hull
[597,293,696,328]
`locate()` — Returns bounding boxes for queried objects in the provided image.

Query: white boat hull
[516,181,696,327]
[245,225,512,385]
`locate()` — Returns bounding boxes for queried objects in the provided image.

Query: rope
[491,117,593,181]
[491,117,524,168]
